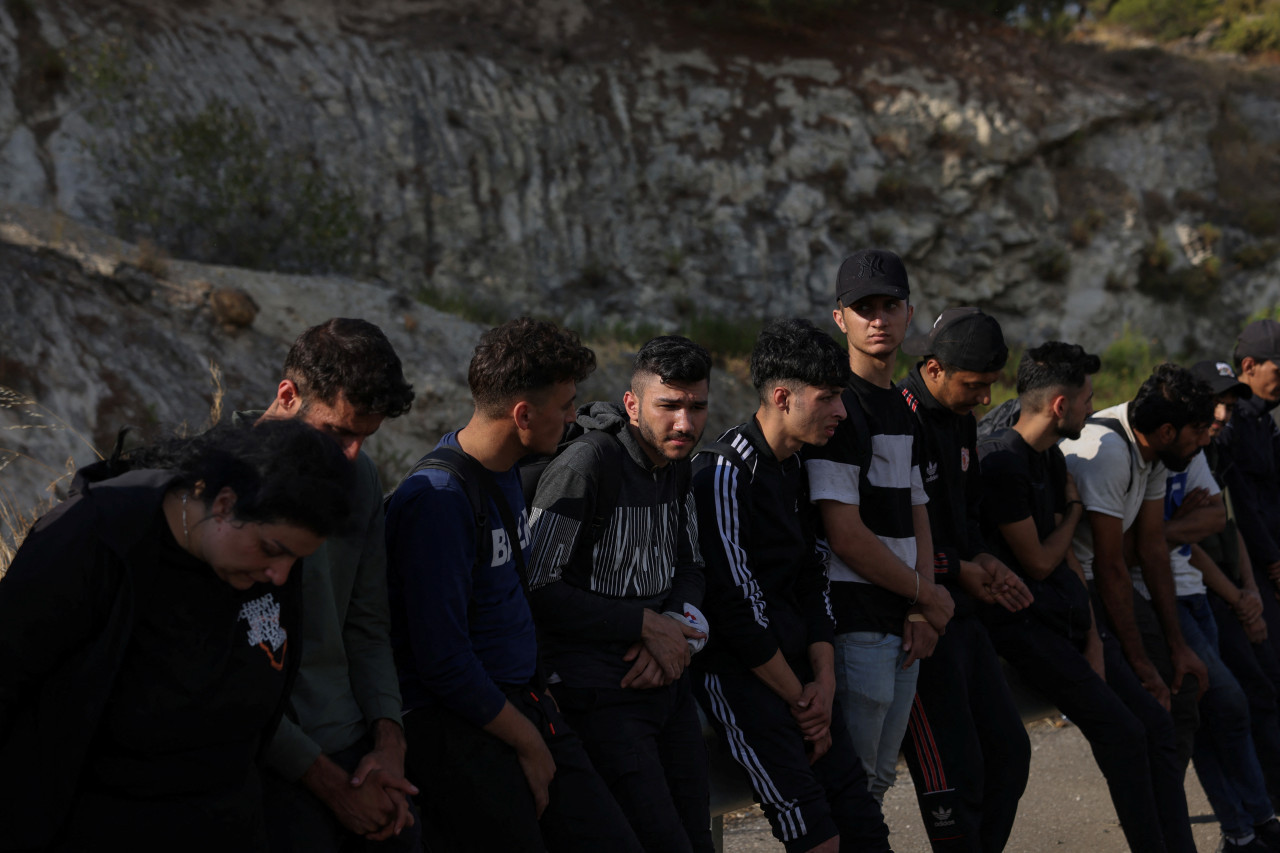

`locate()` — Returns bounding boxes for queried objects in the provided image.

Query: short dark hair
[632,336,712,390]
[750,318,850,401]
[283,318,414,418]
[468,317,596,417]
[1016,341,1101,412]
[128,419,353,537]
[1130,363,1214,434]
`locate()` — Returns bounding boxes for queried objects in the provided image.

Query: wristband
[907,613,928,623]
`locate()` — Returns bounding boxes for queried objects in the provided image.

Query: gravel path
[723,718,1221,852]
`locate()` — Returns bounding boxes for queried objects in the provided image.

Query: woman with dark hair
[0,419,353,851]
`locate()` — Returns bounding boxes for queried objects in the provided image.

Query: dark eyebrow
[269,539,301,558]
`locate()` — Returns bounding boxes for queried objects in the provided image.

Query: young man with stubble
[691,318,891,853]
[526,336,714,853]
[802,250,955,805]
[384,318,642,853]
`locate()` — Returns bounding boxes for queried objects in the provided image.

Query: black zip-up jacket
[690,418,836,676]
[526,402,706,688]
[1217,393,1280,569]
[900,366,989,615]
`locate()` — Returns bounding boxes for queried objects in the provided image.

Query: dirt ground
[722,718,1221,852]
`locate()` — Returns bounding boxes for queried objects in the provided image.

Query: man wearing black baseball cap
[1218,320,1280,665]
[898,307,1035,852]
[804,250,955,806]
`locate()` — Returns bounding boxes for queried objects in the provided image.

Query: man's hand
[621,642,668,689]
[1234,589,1264,625]
[917,581,955,634]
[902,616,939,669]
[1132,658,1172,711]
[1268,560,1280,588]
[639,609,704,683]
[347,720,418,840]
[515,736,557,819]
[959,558,1033,613]
[1064,470,1081,506]
[806,731,833,765]
[302,754,403,838]
[1168,487,1210,522]
[1169,644,1208,701]
[1245,614,1270,644]
[790,679,834,743]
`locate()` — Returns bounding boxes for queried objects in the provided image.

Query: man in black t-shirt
[898,308,1033,852]
[980,342,1196,853]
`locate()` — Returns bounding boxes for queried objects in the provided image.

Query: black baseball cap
[1190,359,1252,399]
[1235,319,1280,365]
[902,307,1009,373]
[835,249,909,305]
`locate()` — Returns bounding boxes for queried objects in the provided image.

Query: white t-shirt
[1060,403,1167,581]
[1131,451,1220,599]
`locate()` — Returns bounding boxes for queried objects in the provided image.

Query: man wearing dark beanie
[897,308,1035,852]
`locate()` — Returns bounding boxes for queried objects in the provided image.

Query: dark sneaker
[1224,834,1272,852]
[1255,817,1280,852]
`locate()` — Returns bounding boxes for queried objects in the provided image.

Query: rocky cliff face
[3,0,1278,356]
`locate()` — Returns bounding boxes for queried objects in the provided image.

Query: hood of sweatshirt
[574,401,659,472]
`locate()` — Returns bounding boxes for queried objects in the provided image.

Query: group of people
[5,249,1280,853]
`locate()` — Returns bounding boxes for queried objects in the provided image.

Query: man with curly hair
[247,318,421,852]
[386,318,642,852]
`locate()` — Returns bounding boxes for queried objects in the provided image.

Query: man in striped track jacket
[690,318,890,853]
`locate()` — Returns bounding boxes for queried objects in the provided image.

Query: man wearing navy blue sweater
[384,318,641,853]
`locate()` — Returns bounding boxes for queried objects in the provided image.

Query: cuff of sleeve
[362,697,405,730]
[265,726,325,783]
[452,684,511,730]
[933,547,959,580]
[736,634,782,670]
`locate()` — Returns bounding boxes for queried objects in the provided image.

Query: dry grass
[0,360,227,578]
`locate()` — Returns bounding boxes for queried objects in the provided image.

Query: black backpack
[518,425,626,548]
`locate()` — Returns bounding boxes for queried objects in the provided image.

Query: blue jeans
[833,631,919,802]
[1179,594,1275,838]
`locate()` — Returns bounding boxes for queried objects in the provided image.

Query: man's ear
[1241,356,1259,377]
[1154,422,1178,447]
[210,486,238,521]
[512,399,533,431]
[923,358,946,382]
[770,385,791,414]
[1050,393,1068,420]
[273,379,304,415]
[623,389,641,425]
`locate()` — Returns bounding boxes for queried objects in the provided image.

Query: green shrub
[1216,5,1280,53]
[1105,0,1219,41]
[1142,236,1174,273]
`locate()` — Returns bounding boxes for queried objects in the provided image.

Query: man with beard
[526,336,714,853]
[983,343,1197,853]
[1060,364,1212,772]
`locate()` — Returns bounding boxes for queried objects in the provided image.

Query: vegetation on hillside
[655,0,1280,54]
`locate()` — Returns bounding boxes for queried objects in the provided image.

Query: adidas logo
[931,806,956,827]
[926,461,939,482]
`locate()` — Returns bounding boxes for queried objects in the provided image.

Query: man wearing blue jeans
[804,250,954,801]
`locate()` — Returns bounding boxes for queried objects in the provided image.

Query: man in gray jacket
[527,335,713,853]
[248,318,420,851]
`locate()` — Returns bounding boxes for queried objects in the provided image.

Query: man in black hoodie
[897,308,1033,852]
[526,336,713,853]
[691,318,890,853]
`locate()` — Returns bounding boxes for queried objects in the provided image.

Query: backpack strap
[573,429,626,544]
[1086,416,1135,494]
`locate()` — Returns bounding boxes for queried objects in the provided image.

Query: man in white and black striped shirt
[526,336,714,853]
[802,250,954,804]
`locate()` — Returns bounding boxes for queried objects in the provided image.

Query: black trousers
[551,676,714,853]
[402,688,643,853]
[694,668,891,853]
[992,616,1196,853]
[901,614,1030,853]
[1210,590,1280,804]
